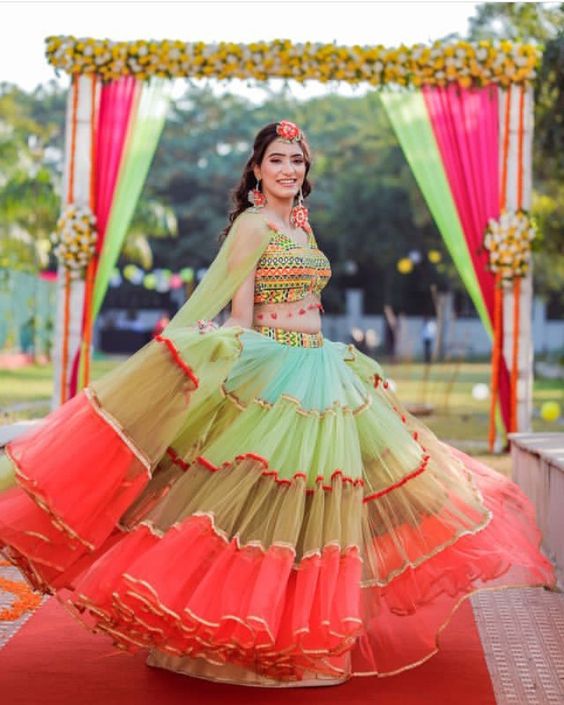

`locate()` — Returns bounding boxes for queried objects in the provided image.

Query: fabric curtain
[92,78,171,318]
[69,77,170,396]
[379,89,490,330]
[94,76,138,248]
[422,85,499,325]
[422,85,510,431]
[380,87,510,433]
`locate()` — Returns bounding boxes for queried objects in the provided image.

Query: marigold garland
[483,210,537,281]
[51,204,98,279]
[0,576,42,621]
[45,36,540,87]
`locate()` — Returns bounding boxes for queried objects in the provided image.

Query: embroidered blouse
[253,222,332,305]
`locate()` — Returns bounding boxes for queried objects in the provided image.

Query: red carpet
[0,597,495,705]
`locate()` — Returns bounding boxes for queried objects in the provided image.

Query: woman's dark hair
[219,122,312,242]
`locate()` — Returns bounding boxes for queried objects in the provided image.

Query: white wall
[322,291,563,359]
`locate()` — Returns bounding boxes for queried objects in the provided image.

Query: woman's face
[254,138,306,202]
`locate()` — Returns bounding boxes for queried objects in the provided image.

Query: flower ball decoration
[51,205,98,278]
[483,210,537,282]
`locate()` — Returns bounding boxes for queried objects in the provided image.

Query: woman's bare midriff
[252,293,322,334]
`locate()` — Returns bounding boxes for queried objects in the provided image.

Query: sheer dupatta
[0,210,272,494]
[166,209,273,331]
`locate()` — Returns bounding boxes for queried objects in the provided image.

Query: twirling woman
[0,120,555,687]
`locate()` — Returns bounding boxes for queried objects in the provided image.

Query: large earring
[290,186,309,229]
[248,178,266,208]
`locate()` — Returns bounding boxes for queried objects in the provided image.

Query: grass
[386,360,562,449]
[0,357,121,422]
[0,356,561,473]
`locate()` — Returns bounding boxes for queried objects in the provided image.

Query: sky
[0,0,481,96]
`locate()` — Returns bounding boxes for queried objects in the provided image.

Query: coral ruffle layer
[62,518,363,679]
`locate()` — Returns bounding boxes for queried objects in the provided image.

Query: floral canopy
[46,36,538,87]
[48,35,538,446]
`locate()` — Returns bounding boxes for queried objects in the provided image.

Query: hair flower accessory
[276,120,302,143]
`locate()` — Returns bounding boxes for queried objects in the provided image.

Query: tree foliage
[145,85,451,314]
[468,2,564,304]
[0,82,64,271]
[0,5,562,314]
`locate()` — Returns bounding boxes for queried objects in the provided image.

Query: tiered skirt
[0,326,555,684]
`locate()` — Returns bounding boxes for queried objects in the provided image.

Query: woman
[0,121,555,687]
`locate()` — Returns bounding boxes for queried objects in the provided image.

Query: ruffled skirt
[0,326,555,684]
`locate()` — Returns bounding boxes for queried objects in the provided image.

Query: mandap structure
[45,35,540,450]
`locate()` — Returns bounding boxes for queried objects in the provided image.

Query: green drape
[379,89,491,335]
[92,79,171,318]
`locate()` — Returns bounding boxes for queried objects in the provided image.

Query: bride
[0,120,555,687]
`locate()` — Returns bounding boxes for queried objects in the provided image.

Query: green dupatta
[166,209,273,331]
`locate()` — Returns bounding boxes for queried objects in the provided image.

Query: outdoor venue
[0,2,563,704]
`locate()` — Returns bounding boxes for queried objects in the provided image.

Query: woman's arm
[166,209,270,332]
[222,266,256,328]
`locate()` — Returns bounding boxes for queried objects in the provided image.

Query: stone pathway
[472,587,564,704]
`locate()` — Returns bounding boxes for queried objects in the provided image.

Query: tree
[468,2,564,305]
[144,85,449,315]
[0,83,64,270]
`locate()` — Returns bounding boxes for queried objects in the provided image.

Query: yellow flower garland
[45,36,540,87]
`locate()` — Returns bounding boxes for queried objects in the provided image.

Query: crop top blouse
[253,221,332,305]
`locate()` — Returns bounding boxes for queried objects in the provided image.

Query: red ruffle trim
[154,334,199,389]
[165,446,432,502]
[363,454,430,502]
[165,447,365,492]
[352,449,556,675]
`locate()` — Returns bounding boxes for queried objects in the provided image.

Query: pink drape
[70,77,138,396]
[94,76,138,249]
[422,85,510,431]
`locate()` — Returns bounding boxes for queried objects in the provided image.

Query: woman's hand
[197,320,219,334]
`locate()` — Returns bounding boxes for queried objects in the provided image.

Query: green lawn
[0,357,561,463]
[384,360,563,447]
[0,357,121,422]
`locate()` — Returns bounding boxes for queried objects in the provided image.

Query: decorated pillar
[52,75,98,407]
[497,85,535,435]
[484,84,536,444]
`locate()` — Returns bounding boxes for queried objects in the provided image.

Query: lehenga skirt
[0,325,555,685]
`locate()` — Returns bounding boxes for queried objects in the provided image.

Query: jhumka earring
[290,186,309,229]
[248,178,266,208]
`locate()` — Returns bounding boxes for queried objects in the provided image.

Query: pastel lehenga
[0,209,555,686]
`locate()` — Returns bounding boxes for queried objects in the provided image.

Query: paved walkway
[473,587,564,704]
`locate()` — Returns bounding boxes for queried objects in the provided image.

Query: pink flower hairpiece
[276,120,302,143]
